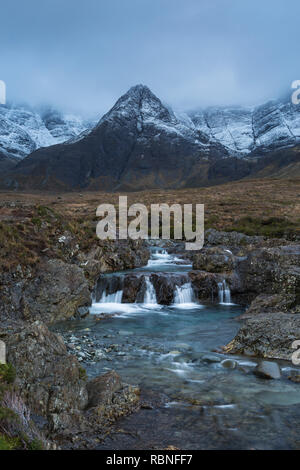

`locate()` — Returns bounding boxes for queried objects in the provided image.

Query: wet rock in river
[201,354,222,364]
[254,361,281,380]
[220,359,237,369]
[86,370,122,408]
[224,312,300,360]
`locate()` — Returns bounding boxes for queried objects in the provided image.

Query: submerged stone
[220,359,237,369]
[254,361,281,380]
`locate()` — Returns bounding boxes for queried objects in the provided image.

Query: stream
[56,247,300,450]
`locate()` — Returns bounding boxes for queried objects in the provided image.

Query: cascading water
[100,289,123,303]
[174,283,194,304]
[218,280,231,304]
[144,277,158,305]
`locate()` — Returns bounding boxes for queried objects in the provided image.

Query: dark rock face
[21,259,91,324]
[86,371,122,408]
[122,274,145,303]
[241,293,297,318]
[236,245,300,307]
[79,239,150,284]
[189,270,240,302]
[0,238,150,326]
[0,150,18,172]
[150,273,189,305]
[224,312,300,360]
[204,228,265,253]
[3,85,299,191]
[4,321,89,433]
[3,321,140,442]
[193,246,235,272]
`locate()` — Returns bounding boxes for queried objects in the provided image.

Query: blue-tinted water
[56,248,300,449]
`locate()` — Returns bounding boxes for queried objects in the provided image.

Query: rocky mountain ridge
[1,85,300,190]
[0,103,96,159]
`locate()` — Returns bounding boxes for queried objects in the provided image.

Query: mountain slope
[0,104,95,160]
[188,97,300,156]
[1,85,300,191]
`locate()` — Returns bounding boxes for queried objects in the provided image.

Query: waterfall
[100,289,123,303]
[174,283,194,304]
[218,280,231,304]
[144,277,157,305]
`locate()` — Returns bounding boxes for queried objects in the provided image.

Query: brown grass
[0,176,299,270]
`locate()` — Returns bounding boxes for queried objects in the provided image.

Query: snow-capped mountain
[187,97,300,156]
[1,84,299,191]
[0,104,96,159]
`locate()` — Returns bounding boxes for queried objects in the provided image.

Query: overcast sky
[1,0,299,116]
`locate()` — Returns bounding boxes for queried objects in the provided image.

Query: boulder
[150,273,189,305]
[4,321,89,432]
[86,371,122,408]
[193,246,235,273]
[224,312,300,360]
[241,293,297,318]
[86,371,140,425]
[189,270,240,302]
[3,322,141,438]
[21,259,91,324]
[254,361,281,380]
[236,245,300,303]
[204,228,264,251]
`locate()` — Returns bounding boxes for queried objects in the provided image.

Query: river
[56,246,300,450]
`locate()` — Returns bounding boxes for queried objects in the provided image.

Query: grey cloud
[0,0,299,116]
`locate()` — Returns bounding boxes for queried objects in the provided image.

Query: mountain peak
[127,83,152,95]
[119,83,161,106]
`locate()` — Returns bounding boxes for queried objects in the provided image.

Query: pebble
[221,359,237,369]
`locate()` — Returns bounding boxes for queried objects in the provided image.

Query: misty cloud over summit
[1,0,299,115]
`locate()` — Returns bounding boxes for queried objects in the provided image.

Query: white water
[218,280,232,305]
[100,289,123,303]
[173,282,202,309]
[143,277,158,305]
[90,249,201,315]
[174,283,194,304]
[146,250,191,268]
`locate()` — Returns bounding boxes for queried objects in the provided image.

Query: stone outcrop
[3,321,88,433]
[193,246,235,273]
[224,313,300,360]
[235,244,300,309]
[241,293,297,318]
[0,238,149,326]
[2,321,140,444]
[150,273,189,305]
[79,239,149,285]
[204,228,265,252]
[21,259,91,323]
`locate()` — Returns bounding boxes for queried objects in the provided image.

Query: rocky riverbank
[189,229,300,361]
[0,201,150,448]
[1,196,299,449]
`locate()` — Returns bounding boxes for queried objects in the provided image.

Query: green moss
[78,366,87,380]
[0,364,16,384]
[225,216,299,238]
[31,217,42,228]
[0,434,20,450]
[27,438,44,450]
